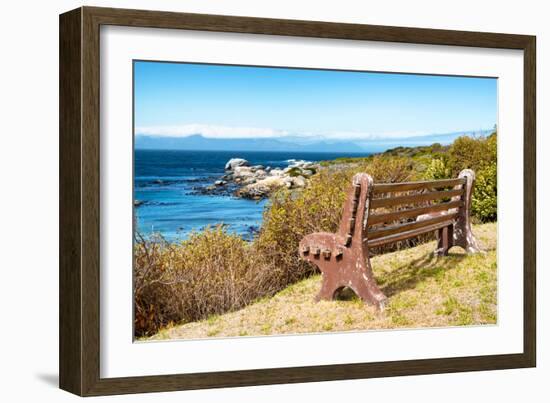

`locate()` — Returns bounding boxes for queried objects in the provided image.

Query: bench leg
[315,251,387,310]
[348,259,388,310]
[453,218,482,253]
[453,169,483,254]
[316,273,340,302]
[435,224,453,256]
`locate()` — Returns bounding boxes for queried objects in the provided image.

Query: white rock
[292,175,307,188]
[237,176,287,199]
[260,176,287,187]
[233,166,254,177]
[269,169,284,177]
[225,158,250,171]
[254,169,267,177]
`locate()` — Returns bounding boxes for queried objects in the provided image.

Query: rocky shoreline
[193,157,320,200]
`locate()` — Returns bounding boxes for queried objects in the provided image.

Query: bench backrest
[337,170,475,249]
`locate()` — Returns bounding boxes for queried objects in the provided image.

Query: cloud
[135,123,484,141]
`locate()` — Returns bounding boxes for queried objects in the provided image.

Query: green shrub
[424,158,451,180]
[472,164,497,222]
[446,133,497,222]
[447,133,496,176]
[362,155,416,183]
[286,167,304,177]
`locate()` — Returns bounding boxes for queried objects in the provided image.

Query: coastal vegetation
[134,132,498,338]
[147,223,497,340]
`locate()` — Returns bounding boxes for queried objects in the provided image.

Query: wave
[286,159,311,167]
[261,158,312,166]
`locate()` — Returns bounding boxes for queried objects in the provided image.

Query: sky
[134,60,497,142]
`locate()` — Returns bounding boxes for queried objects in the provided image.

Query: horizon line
[134,126,496,141]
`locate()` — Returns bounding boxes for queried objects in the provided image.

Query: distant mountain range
[134,129,494,153]
[135,134,364,152]
[356,129,495,152]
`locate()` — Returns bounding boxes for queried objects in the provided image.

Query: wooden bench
[298,169,482,309]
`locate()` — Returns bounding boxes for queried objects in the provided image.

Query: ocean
[134,149,372,241]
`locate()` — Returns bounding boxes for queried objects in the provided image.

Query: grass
[144,222,497,341]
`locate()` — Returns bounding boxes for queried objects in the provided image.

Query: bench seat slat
[367,219,455,248]
[368,212,458,240]
[368,200,463,225]
[373,178,465,194]
[370,188,463,209]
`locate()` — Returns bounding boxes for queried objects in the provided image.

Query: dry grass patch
[145,223,497,341]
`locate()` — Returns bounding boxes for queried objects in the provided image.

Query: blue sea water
[134,150,372,241]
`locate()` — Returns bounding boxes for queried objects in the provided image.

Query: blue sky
[134,60,496,142]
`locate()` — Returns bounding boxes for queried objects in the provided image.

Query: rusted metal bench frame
[299,169,481,309]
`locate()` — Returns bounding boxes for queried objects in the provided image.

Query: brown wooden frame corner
[59,6,536,397]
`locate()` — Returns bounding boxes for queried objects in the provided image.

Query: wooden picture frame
[59,6,536,396]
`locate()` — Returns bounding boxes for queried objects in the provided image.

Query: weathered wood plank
[367,219,455,247]
[373,178,465,194]
[368,200,463,225]
[370,189,463,209]
[368,212,458,240]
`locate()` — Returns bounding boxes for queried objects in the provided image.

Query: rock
[134,200,145,207]
[233,166,250,174]
[201,157,318,200]
[190,181,240,196]
[292,175,307,188]
[233,166,254,178]
[225,158,250,171]
[270,168,284,177]
[236,176,287,199]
